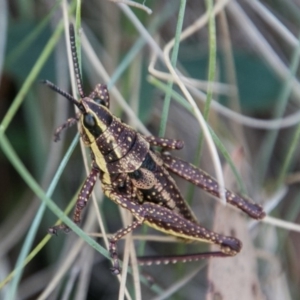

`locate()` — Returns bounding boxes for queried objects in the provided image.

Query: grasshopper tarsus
[48,224,71,235]
[110,267,121,276]
[48,227,58,236]
[109,239,122,275]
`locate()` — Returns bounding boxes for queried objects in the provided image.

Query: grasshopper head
[80,96,113,143]
[41,79,113,145]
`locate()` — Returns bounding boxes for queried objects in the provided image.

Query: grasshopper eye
[83,113,96,128]
[83,113,102,137]
[94,98,106,106]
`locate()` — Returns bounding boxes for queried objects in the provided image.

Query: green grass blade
[4,133,79,299]
[159,0,186,137]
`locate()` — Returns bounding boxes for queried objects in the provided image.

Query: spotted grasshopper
[43,24,265,275]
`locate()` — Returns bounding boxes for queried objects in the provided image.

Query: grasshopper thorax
[43,24,150,173]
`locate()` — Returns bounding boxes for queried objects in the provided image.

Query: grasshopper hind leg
[161,153,265,220]
[145,136,184,150]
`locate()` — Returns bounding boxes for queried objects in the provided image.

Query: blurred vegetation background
[1,0,300,299]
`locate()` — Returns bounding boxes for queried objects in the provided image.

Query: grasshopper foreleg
[54,114,80,142]
[48,167,99,234]
[104,188,146,274]
[109,219,144,275]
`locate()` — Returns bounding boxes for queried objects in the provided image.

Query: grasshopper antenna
[41,80,85,113]
[69,24,85,99]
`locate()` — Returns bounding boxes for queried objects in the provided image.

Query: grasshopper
[43,24,265,275]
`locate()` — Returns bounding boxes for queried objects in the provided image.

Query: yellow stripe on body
[90,142,109,173]
[143,220,214,244]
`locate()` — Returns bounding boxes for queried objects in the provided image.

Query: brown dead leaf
[206,147,265,300]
